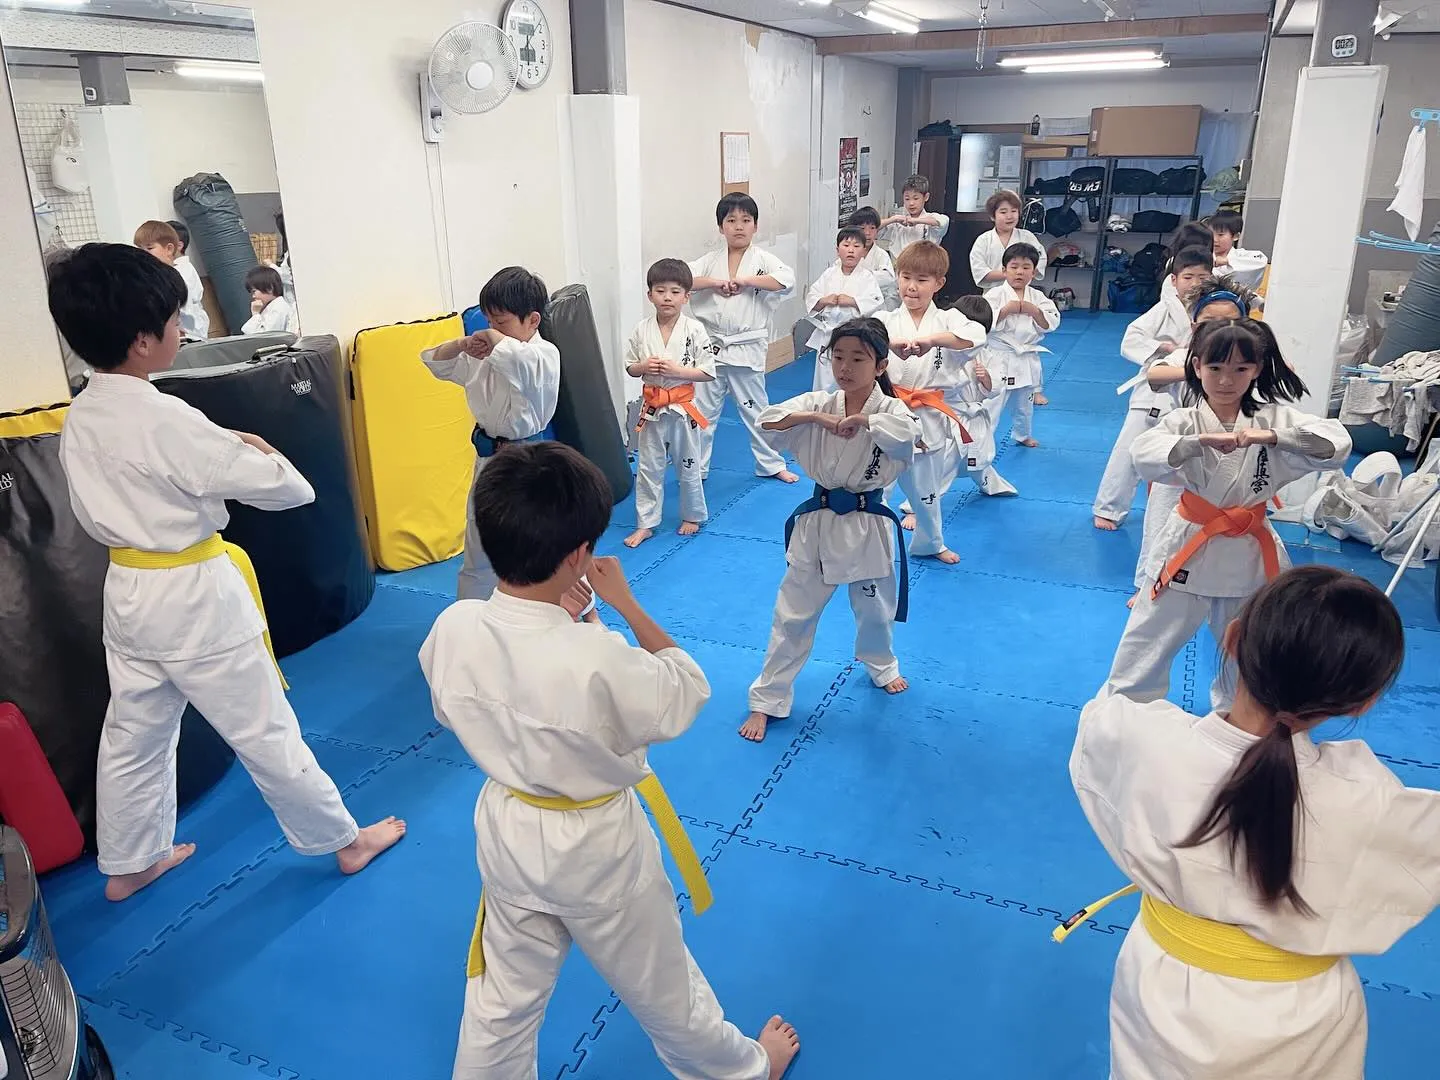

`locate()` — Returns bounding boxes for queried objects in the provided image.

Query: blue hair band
[1191,290,1245,318]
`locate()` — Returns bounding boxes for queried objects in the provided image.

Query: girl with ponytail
[1069,566,1440,1079]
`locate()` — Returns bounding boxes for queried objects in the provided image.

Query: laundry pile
[1302,450,1440,566]
[1338,349,1440,450]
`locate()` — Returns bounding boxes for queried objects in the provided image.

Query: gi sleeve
[869,399,920,464]
[969,233,994,288]
[165,412,316,509]
[1132,410,1202,485]
[853,270,885,319]
[757,250,796,298]
[1271,410,1352,475]
[1121,303,1171,367]
[606,643,713,751]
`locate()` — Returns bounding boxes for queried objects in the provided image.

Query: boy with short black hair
[49,243,405,903]
[420,440,800,1080]
[848,207,897,307]
[135,219,208,341]
[688,193,798,483]
[241,265,297,335]
[1208,210,1268,290]
[624,258,716,548]
[806,226,885,391]
[422,265,561,601]
[984,242,1060,449]
[879,175,949,257]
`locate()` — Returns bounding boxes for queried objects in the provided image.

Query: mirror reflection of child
[242,266,298,335]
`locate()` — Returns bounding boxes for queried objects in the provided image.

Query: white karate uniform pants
[749,561,900,717]
[635,411,708,530]
[695,364,786,478]
[1134,484,1181,592]
[96,636,358,876]
[1093,409,1157,524]
[894,449,953,557]
[1104,586,1241,712]
[460,455,498,601]
[452,872,768,1080]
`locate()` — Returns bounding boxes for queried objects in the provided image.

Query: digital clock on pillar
[502,0,553,90]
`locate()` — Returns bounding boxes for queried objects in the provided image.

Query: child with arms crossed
[808,227,885,392]
[984,243,1060,449]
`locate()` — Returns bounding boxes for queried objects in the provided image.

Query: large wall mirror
[1,0,295,390]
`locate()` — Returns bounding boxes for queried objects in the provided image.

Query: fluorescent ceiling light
[1373,8,1403,32]
[999,48,1158,67]
[173,62,264,83]
[860,5,920,34]
[1023,58,1169,74]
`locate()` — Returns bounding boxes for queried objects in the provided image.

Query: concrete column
[74,106,163,242]
[560,0,639,424]
[892,68,924,207]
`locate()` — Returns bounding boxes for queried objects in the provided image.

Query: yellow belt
[467,773,710,977]
[108,533,288,689]
[1053,883,1339,982]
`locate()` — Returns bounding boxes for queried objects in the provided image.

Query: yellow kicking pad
[1052,883,1339,982]
[109,534,289,690]
[467,773,710,977]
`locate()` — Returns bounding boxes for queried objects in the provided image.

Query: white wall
[8,68,280,219]
[928,64,1260,126]
[817,54,898,279]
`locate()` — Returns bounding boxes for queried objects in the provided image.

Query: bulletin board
[721,131,750,195]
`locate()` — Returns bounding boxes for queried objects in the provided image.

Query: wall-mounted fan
[420,21,520,144]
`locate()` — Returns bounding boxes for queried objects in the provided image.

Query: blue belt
[783,484,908,622]
[472,426,547,458]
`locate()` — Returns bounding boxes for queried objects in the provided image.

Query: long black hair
[827,317,896,397]
[1180,567,1404,911]
[1182,318,1308,416]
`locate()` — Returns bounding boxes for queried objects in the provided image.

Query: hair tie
[1191,290,1244,318]
[1272,711,1299,734]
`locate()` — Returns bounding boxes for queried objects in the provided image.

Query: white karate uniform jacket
[686,246,795,371]
[983,282,1061,390]
[805,263,885,354]
[760,388,918,586]
[969,227,1048,286]
[1119,293,1191,417]
[175,255,210,341]
[1214,247,1268,291]
[944,343,1005,474]
[629,314,716,419]
[627,313,716,527]
[879,213,949,257]
[1132,402,1351,597]
[1072,690,1440,1080]
[878,303,988,458]
[860,243,897,308]
[242,295,298,336]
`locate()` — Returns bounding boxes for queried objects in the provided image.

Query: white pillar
[1262,65,1387,413]
[74,106,163,244]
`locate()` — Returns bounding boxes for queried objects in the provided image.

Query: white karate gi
[1071,690,1440,1080]
[748,388,919,717]
[687,246,795,477]
[879,212,949,257]
[1215,247,1269,291]
[628,314,716,529]
[422,335,561,600]
[1093,294,1193,525]
[419,593,768,1080]
[944,342,1006,480]
[242,295,298,336]
[59,373,358,877]
[860,243,898,310]
[878,304,988,556]
[984,283,1060,442]
[806,264,885,392]
[174,255,210,341]
[1106,402,1351,710]
[968,227,1048,286]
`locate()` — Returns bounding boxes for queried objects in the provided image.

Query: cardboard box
[1022,145,1073,160]
[1088,106,1201,157]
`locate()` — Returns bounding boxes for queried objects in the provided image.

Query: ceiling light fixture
[173,62,265,83]
[998,48,1158,67]
[1373,8,1403,34]
[1022,58,1169,74]
[860,4,921,34]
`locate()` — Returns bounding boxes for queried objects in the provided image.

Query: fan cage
[428,22,520,113]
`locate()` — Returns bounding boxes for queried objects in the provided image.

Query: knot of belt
[639,383,709,431]
[891,384,972,444]
[1152,490,1278,599]
[783,484,908,622]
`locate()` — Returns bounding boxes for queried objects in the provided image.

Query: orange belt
[639,383,708,430]
[892,385,971,444]
[1153,490,1279,599]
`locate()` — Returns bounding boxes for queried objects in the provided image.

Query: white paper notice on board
[998,144,1022,179]
[723,133,751,184]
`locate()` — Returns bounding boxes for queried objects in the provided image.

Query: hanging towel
[1387,124,1427,241]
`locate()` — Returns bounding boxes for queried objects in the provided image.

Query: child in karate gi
[947,295,1010,496]
[1105,319,1351,711]
[47,244,404,902]
[742,318,920,742]
[1209,209,1270,290]
[1069,565,1439,1080]
[879,174,949,257]
[422,266,561,602]
[848,207,897,309]
[877,241,987,563]
[624,259,717,548]
[969,191,1047,408]
[419,441,800,1080]
[808,226,885,392]
[1092,246,1215,531]
[984,243,1060,449]
[135,220,208,342]
[242,266,299,335]
[688,193,798,483]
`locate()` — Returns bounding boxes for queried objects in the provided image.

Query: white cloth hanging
[1388,124,1427,242]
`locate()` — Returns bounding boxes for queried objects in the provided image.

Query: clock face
[502,0,552,90]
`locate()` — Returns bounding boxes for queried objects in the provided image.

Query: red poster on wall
[838,137,859,225]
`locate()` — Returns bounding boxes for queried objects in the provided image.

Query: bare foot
[337,817,407,875]
[901,513,916,532]
[1017,437,1039,448]
[1093,516,1119,531]
[678,520,701,537]
[1033,392,1050,406]
[933,549,960,565]
[105,843,196,902]
[759,1015,800,1080]
[771,469,800,484]
[739,711,771,742]
[624,527,654,548]
[883,676,909,694]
